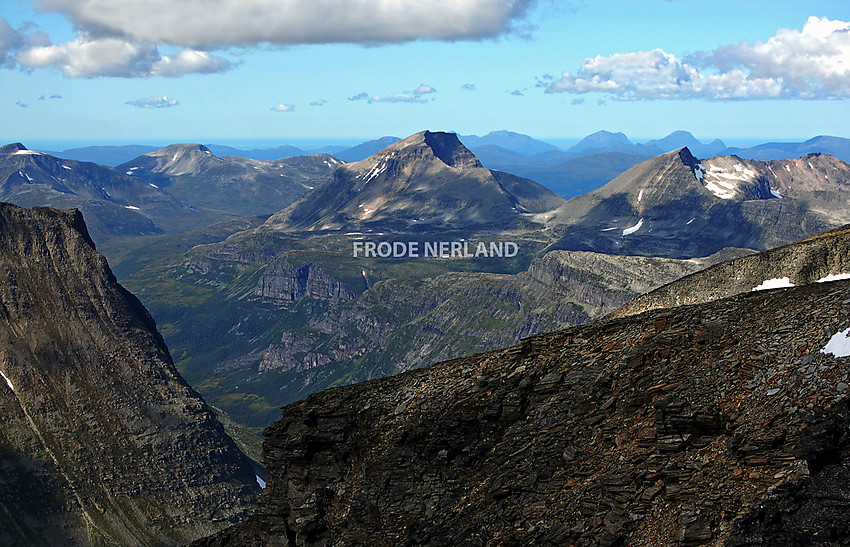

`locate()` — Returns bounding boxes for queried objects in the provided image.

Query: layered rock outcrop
[0,203,259,545]
[198,269,850,545]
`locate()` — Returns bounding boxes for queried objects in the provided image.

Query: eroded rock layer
[200,276,850,546]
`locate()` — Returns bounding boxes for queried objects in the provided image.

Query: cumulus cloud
[33,0,537,47]
[546,17,850,100]
[271,103,295,112]
[0,16,49,69]
[125,96,179,108]
[18,36,233,77]
[413,84,436,95]
[310,99,327,106]
[348,92,369,101]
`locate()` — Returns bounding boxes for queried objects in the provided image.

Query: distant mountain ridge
[549,147,850,258]
[612,223,850,318]
[117,143,341,221]
[0,143,196,252]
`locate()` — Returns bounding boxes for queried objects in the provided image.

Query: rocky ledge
[198,273,850,545]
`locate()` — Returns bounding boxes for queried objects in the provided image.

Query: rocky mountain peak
[0,143,29,155]
[363,130,483,170]
[197,269,850,546]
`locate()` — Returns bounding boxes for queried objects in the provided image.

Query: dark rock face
[0,203,259,545]
[197,272,850,545]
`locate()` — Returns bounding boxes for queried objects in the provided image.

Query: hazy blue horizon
[16,133,835,156]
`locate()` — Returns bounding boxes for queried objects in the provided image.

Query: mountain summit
[265,130,566,232]
[549,147,850,258]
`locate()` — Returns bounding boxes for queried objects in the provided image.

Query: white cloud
[0,16,49,69]
[33,0,537,47]
[461,83,477,91]
[18,36,233,78]
[348,92,369,101]
[271,103,295,112]
[370,94,429,104]
[310,99,327,106]
[546,17,850,100]
[413,84,436,95]
[125,96,179,108]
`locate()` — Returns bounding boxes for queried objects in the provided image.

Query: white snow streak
[637,189,644,203]
[0,370,13,391]
[770,188,784,199]
[622,218,644,236]
[256,475,266,489]
[817,273,850,283]
[752,277,794,291]
[821,327,850,358]
[124,205,140,210]
[11,150,41,156]
[62,165,72,170]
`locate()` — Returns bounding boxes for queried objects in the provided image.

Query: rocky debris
[196,268,850,546]
[0,203,259,545]
[613,223,850,319]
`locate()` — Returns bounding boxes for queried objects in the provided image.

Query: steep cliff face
[198,277,850,546]
[0,203,259,545]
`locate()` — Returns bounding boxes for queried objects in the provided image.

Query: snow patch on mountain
[622,218,644,236]
[817,273,850,283]
[752,277,794,291]
[822,327,850,358]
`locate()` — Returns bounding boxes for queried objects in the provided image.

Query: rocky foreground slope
[0,203,259,545]
[199,273,850,545]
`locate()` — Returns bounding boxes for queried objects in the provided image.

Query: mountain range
[116,143,340,221]
[4,121,850,544]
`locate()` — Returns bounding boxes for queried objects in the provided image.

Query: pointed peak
[677,146,700,167]
[0,143,29,154]
[374,131,483,169]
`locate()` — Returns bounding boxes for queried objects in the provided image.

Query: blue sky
[2,0,849,149]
